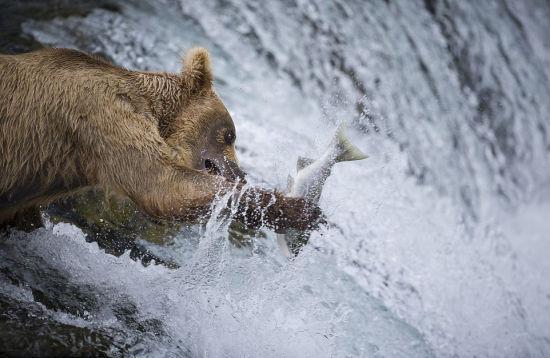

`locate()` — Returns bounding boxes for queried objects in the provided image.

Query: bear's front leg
[118,168,325,233]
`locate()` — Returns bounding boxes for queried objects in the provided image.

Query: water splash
[5,0,550,356]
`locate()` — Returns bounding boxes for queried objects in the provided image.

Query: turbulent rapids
[1,0,550,357]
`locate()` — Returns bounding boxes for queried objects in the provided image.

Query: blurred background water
[1,0,550,356]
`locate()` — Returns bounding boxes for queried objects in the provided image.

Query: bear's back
[1,48,126,80]
[42,48,117,69]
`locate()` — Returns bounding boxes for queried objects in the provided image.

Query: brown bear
[0,47,322,233]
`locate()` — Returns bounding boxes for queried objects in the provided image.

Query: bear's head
[154,48,245,183]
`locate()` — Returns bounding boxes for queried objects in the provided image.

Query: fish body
[277,125,367,257]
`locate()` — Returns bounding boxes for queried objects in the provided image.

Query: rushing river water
[1,0,550,356]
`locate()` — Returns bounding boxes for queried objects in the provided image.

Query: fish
[276,124,368,257]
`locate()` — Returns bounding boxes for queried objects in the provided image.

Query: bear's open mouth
[204,159,221,176]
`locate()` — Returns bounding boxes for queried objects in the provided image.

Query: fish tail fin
[333,124,368,163]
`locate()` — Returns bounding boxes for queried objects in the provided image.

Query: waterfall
[1,0,549,356]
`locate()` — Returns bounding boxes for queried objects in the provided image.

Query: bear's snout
[204,157,246,183]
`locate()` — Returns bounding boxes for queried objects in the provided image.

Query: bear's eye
[224,130,235,145]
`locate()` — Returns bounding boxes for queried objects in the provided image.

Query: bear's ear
[181,47,213,94]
